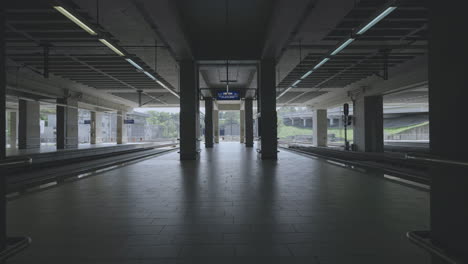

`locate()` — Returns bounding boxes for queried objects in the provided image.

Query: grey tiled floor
[7,142,430,263]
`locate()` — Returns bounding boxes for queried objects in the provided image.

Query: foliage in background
[146,111,179,138]
[40,108,55,121]
[219,111,240,127]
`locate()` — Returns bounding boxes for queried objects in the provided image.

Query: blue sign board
[124,119,135,124]
[217,91,240,100]
[83,120,91,125]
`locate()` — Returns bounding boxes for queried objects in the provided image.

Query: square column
[0,6,4,161]
[90,112,103,144]
[240,109,245,143]
[116,111,127,144]
[353,95,383,152]
[313,109,327,147]
[258,59,277,159]
[245,98,254,147]
[18,100,40,149]
[427,2,468,263]
[179,60,200,160]
[56,97,78,149]
[213,110,219,143]
[204,97,214,148]
[8,111,17,148]
[1,6,6,251]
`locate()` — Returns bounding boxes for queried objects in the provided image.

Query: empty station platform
[6,143,429,263]
[2,0,468,263]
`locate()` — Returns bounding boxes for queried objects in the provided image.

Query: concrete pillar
[313,109,327,147]
[353,95,383,152]
[303,118,307,127]
[240,109,245,143]
[213,110,219,143]
[204,98,214,148]
[116,110,127,144]
[245,98,254,147]
[18,100,40,149]
[1,5,6,251]
[90,112,103,144]
[179,60,199,160]
[56,97,78,149]
[258,59,277,159]
[0,5,4,161]
[8,111,17,148]
[427,3,468,263]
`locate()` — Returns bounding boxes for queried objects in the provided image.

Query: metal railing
[405,154,468,167]
[0,237,32,262]
[0,157,32,168]
[407,231,461,264]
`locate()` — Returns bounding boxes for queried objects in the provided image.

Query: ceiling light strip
[313,58,330,70]
[156,80,180,98]
[125,58,143,71]
[356,6,397,35]
[300,70,313,80]
[278,4,398,101]
[331,38,355,56]
[143,71,156,80]
[143,72,180,98]
[53,5,180,101]
[53,6,97,35]
[276,87,292,100]
[99,39,125,56]
[292,80,301,87]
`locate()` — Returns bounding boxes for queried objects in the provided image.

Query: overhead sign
[217,91,240,100]
[124,119,135,124]
[83,120,91,125]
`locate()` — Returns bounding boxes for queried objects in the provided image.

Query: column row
[179,59,278,160]
[8,99,128,150]
[203,98,254,148]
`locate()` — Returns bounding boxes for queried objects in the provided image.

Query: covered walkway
[7,142,429,263]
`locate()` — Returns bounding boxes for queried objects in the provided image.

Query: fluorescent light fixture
[292,80,301,87]
[300,70,313,79]
[54,6,97,35]
[99,39,125,56]
[331,38,355,56]
[125,58,143,71]
[143,71,156,80]
[314,58,330,69]
[156,80,180,98]
[356,6,397,35]
[276,87,292,100]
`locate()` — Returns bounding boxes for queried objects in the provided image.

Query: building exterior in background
[38,110,178,144]
[78,110,91,143]
[127,112,149,142]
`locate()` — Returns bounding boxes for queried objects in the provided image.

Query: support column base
[261,155,278,160]
[180,152,200,160]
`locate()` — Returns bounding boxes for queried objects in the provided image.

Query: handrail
[0,236,32,261]
[406,231,461,264]
[405,155,468,167]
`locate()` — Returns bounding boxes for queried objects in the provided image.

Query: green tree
[146,111,179,138]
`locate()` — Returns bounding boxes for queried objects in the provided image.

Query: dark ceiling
[277,0,428,105]
[5,0,177,105]
[176,0,274,60]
